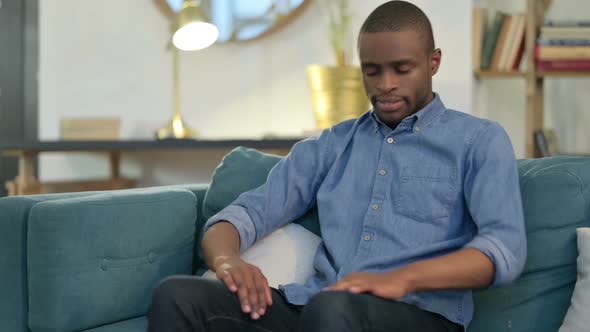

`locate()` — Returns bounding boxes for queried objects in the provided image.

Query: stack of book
[473,9,526,72]
[536,21,590,71]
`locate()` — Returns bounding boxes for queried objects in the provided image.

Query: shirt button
[379,170,386,176]
[363,235,372,241]
[414,126,421,132]
[387,137,394,144]
[371,204,379,210]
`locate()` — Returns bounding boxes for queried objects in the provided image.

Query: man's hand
[213,255,273,320]
[325,248,496,300]
[325,270,412,300]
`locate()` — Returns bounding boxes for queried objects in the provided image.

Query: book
[534,129,551,158]
[536,45,590,60]
[491,15,512,70]
[498,14,520,70]
[533,129,559,157]
[481,12,507,70]
[537,39,590,46]
[472,7,487,72]
[505,15,526,71]
[60,117,121,140]
[511,34,525,70]
[544,20,590,27]
[536,59,590,71]
[540,26,590,40]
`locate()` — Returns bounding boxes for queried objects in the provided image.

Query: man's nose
[377,72,399,92]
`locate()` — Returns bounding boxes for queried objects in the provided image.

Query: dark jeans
[147,276,463,332]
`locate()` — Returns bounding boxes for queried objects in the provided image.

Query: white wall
[473,0,590,157]
[38,0,472,185]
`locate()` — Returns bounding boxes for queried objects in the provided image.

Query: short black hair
[359,1,435,53]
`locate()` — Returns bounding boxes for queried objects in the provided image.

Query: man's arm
[202,221,240,271]
[460,122,527,287]
[401,248,494,291]
[327,248,493,298]
[202,221,273,320]
[204,130,332,253]
[329,122,526,297]
[201,130,333,319]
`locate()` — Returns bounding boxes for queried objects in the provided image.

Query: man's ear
[430,48,442,76]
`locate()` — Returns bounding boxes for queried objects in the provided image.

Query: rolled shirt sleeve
[204,129,332,253]
[206,205,258,253]
[462,122,527,287]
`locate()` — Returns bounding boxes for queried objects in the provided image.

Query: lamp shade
[172,0,219,51]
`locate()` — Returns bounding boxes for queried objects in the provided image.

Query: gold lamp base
[155,114,198,139]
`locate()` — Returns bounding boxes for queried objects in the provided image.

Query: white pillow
[203,223,322,288]
[559,227,590,332]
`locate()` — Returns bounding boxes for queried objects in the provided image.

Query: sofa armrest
[0,191,111,332]
[26,188,196,332]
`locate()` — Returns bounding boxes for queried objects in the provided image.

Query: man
[148,1,526,331]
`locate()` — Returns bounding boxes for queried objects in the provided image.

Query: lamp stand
[155,46,198,139]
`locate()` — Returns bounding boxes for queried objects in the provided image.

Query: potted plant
[307,0,369,129]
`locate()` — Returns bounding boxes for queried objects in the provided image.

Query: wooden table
[0,139,302,196]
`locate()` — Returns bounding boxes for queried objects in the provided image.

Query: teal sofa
[1,150,589,332]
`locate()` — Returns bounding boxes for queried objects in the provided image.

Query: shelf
[474,71,527,79]
[476,70,590,79]
[537,71,590,78]
[0,139,304,154]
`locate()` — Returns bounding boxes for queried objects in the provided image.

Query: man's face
[358,30,441,129]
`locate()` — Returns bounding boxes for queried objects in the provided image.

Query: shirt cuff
[204,205,257,253]
[464,234,521,287]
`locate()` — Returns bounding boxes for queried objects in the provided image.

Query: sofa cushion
[27,188,196,332]
[470,157,590,332]
[82,316,147,332]
[559,228,590,332]
[202,146,321,235]
[203,223,322,287]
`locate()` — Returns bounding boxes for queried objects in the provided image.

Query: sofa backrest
[469,156,590,332]
[199,148,590,332]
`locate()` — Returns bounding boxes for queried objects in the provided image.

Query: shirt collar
[370,93,446,133]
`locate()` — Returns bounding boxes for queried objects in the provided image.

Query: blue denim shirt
[205,94,526,329]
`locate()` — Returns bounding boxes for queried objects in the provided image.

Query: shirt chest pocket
[395,165,457,222]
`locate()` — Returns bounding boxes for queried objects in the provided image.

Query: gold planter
[306,65,369,129]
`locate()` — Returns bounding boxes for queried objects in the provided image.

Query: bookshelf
[474,71,527,78]
[474,0,590,158]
